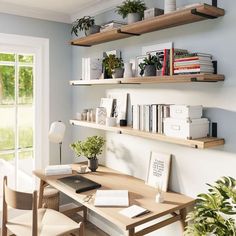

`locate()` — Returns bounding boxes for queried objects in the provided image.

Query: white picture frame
[100,98,114,117]
[145,151,172,191]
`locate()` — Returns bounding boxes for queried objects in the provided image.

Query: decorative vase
[112,68,124,79]
[144,65,156,76]
[96,107,107,125]
[85,25,101,36]
[88,159,98,172]
[124,63,133,78]
[164,0,176,14]
[127,13,142,24]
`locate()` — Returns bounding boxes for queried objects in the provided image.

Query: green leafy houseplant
[184,176,236,236]
[139,54,162,76]
[70,136,105,160]
[71,16,100,36]
[102,54,124,78]
[116,0,146,18]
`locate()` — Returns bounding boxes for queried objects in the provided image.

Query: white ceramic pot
[127,13,142,24]
[165,0,176,14]
[124,63,133,78]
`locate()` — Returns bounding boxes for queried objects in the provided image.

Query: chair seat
[6,208,80,236]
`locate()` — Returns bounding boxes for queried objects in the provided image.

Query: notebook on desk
[58,175,101,193]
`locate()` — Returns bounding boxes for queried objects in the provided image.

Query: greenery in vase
[70,135,105,160]
[139,54,162,76]
[116,0,146,19]
[184,176,236,236]
[71,16,95,36]
[102,54,123,78]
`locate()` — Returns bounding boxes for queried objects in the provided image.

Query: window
[0,52,35,192]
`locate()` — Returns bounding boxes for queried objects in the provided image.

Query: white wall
[72,0,236,235]
[0,13,73,165]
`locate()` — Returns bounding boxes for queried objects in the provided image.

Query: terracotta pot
[88,159,98,172]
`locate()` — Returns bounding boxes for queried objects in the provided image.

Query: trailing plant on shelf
[184,176,236,236]
[70,136,105,172]
[102,54,124,78]
[116,0,146,24]
[71,16,100,37]
[139,54,162,76]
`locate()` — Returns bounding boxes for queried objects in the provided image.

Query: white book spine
[144,105,150,132]
[152,105,157,133]
[132,105,140,130]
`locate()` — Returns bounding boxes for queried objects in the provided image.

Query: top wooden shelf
[71,4,225,47]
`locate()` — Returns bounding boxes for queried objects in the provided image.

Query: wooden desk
[34,164,194,236]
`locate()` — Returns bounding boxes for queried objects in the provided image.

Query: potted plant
[184,176,236,236]
[116,0,146,24]
[139,54,162,76]
[71,16,101,37]
[102,54,124,79]
[70,135,105,172]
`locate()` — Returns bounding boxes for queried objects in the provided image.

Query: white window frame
[0,33,50,170]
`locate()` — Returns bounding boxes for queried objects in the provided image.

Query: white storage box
[163,118,209,139]
[170,105,203,119]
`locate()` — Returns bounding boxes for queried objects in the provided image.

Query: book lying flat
[94,190,129,207]
[119,205,150,218]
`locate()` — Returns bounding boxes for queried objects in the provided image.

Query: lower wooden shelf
[70,120,225,149]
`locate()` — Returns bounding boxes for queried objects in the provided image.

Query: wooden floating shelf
[70,74,225,86]
[71,4,225,47]
[70,120,225,149]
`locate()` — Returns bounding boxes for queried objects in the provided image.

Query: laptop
[58,175,101,193]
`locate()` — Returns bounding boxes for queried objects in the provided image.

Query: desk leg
[128,228,135,236]
[38,179,47,208]
[180,208,187,231]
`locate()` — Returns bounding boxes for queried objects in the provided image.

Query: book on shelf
[132,105,140,130]
[100,21,126,32]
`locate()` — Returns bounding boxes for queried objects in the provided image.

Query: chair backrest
[2,176,38,236]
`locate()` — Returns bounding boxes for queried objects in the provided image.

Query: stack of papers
[94,190,129,207]
[45,165,72,176]
[119,205,150,218]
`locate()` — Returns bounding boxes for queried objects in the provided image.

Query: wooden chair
[2,176,84,236]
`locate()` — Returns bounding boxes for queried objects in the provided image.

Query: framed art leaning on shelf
[146,151,172,191]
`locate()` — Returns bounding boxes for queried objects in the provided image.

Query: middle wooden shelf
[70,120,225,149]
[70,73,225,86]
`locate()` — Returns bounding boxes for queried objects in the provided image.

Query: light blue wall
[72,0,236,235]
[0,13,72,164]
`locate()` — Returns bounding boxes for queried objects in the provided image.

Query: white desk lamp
[48,121,66,164]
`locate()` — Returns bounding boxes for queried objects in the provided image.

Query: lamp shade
[48,121,66,143]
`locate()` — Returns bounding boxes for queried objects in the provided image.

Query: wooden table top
[34,164,194,231]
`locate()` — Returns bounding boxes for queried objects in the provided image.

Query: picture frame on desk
[146,151,172,191]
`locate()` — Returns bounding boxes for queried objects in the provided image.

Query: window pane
[19,66,33,104]
[18,105,33,149]
[18,55,34,64]
[0,53,15,62]
[0,106,15,151]
[0,65,15,104]
[18,150,34,192]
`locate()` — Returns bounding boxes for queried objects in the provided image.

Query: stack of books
[132,104,170,134]
[174,53,214,74]
[100,21,126,32]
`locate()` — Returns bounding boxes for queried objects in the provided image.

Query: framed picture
[100,98,114,117]
[107,92,128,124]
[135,55,147,77]
[145,151,172,191]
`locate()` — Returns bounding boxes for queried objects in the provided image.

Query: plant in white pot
[184,176,236,236]
[71,16,100,37]
[70,135,105,172]
[116,0,146,24]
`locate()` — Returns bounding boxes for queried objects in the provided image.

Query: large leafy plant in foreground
[184,177,236,236]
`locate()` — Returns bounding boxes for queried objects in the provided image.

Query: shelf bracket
[212,0,217,7]
[117,29,140,36]
[191,9,218,19]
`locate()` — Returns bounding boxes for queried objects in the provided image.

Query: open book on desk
[94,190,129,207]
